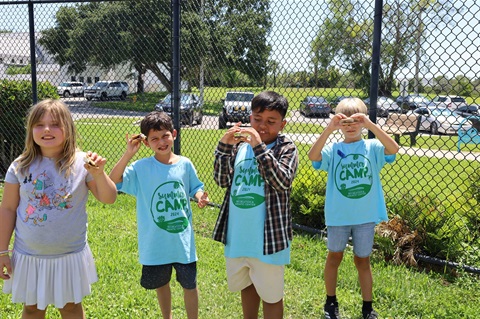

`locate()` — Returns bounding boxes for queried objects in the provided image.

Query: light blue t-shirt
[226,143,290,265]
[312,139,395,226]
[116,156,203,265]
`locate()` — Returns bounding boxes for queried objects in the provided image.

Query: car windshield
[431,108,457,117]
[92,82,108,88]
[412,96,430,103]
[452,97,466,103]
[433,97,446,102]
[308,97,326,103]
[59,82,70,87]
[162,94,191,103]
[226,93,254,102]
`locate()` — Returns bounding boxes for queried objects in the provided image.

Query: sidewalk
[284,132,480,162]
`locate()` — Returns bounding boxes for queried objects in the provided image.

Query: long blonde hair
[16,99,79,177]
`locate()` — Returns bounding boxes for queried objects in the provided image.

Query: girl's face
[32,111,65,157]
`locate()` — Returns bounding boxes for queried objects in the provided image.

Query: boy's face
[143,128,177,157]
[250,109,286,145]
[339,121,363,143]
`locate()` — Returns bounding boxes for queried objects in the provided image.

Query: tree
[310,0,456,96]
[39,0,271,92]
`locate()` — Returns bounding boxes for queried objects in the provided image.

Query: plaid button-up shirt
[212,134,299,255]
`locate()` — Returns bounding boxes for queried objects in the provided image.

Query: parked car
[218,91,255,129]
[155,93,203,126]
[330,96,353,114]
[431,95,468,110]
[299,96,331,118]
[454,105,479,118]
[84,81,129,101]
[407,106,469,135]
[396,94,431,112]
[363,96,401,117]
[57,81,85,98]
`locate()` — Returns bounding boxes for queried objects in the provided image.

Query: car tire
[219,113,227,129]
[430,122,439,135]
[120,92,127,100]
[86,97,92,101]
[197,112,203,125]
[100,93,108,101]
[63,91,71,98]
[187,112,194,126]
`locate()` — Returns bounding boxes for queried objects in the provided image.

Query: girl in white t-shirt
[0,99,117,318]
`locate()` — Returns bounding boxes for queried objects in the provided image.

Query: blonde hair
[335,97,368,117]
[16,99,79,177]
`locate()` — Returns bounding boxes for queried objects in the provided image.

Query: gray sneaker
[363,309,378,319]
[324,302,341,319]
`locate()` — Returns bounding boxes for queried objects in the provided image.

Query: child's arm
[194,191,209,208]
[0,182,19,280]
[214,124,243,187]
[308,114,345,161]
[352,114,400,155]
[85,151,117,204]
[109,133,143,184]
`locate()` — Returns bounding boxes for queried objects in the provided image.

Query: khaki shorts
[226,257,285,303]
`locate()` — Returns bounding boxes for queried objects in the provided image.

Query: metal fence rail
[1,0,479,269]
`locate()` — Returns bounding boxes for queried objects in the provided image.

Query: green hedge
[0,79,58,176]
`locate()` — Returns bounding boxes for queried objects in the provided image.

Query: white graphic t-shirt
[226,143,290,265]
[312,139,396,226]
[5,153,93,257]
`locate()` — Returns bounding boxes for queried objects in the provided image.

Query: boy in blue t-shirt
[110,111,209,319]
[213,91,299,319]
[308,97,399,319]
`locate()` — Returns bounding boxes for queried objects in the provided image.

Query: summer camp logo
[334,151,373,199]
[231,159,265,209]
[150,181,189,233]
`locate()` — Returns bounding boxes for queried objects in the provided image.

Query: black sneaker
[324,301,341,319]
[363,309,378,319]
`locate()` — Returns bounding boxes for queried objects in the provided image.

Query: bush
[0,79,58,176]
[290,167,327,229]
[386,192,470,263]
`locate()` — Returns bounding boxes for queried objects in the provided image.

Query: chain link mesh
[1,0,479,269]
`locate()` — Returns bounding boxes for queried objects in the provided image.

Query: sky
[1,0,479,81]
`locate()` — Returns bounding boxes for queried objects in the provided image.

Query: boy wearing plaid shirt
[213,91,298,319]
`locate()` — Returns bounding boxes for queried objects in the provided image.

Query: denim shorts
[326,222,376,258]
[140,262,197,290]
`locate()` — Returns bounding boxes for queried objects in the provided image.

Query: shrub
[385,192,470,263]
[0,79,58,176]
[290,167,327,229]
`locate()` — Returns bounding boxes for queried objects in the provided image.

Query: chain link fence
[1,0,479,270]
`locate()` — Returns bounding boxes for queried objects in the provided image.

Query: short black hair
[140,111,174,136]
[251,91,288,119]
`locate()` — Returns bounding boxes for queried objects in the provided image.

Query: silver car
[407,106,470,135]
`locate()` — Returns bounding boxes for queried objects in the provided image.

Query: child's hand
[220,122,246,145]
[0,255,12,280]
[125,133,144,154]
[84,151,108,175]
[329,113,349,131]
[350,113,373,128]
[197,191,209,208]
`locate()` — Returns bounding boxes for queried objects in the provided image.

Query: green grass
[1,110,479,317]
[1,191,479,318]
